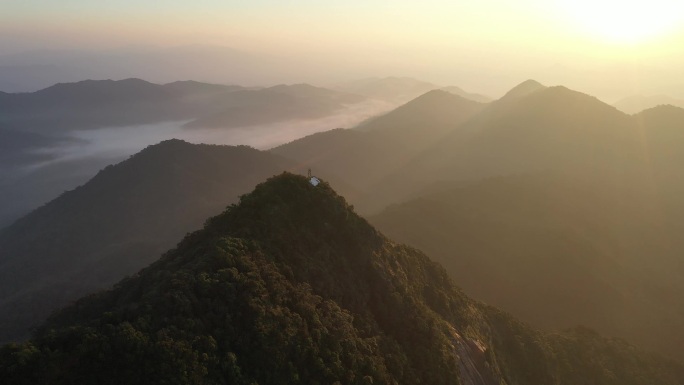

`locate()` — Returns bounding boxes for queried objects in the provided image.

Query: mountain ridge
[2,173,683,384]
[0,78,367,132]
[271,88,485,210]
[355,82,646,212]
[0,139,296,342]
[500,79,546,100]
[615,94,684,114]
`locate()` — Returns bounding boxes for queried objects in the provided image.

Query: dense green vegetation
[1,174,682,384]
[0,140,294,343]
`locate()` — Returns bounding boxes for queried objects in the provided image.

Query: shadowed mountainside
[370,172,684,358]
[441,85,493,103]
[615,94,684,114]
[0,79,370,227]
[0,78,241,131]
[271,90,485,206]
[358,81,666,211]
[0,140,296,342]
[271,81,684,360]
[332,76,490,104]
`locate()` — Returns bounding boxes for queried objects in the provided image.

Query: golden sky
[2,0,684,99]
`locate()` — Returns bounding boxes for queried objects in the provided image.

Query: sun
[557,0,684,43]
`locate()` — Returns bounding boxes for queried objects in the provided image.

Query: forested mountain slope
[0,140,294,342]
[1,174,682,385]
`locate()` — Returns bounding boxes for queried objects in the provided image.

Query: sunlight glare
[558,0,684,43]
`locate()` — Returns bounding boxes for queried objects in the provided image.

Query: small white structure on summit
[308,169,320,186]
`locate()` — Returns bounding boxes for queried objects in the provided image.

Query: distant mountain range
[441,85,493,103]
[4,77,684,371]
[614,94,684,114]
[0,46,275,92]
[272,90,486,206]
[2,174,682,384]
[357,80,671,210]
[184,84,365,129]
[333,76,492,104]
[0,78,371,228]
[0,78,365,132]
[271,79,684,359]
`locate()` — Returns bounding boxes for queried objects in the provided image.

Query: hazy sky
[3,0,684,99]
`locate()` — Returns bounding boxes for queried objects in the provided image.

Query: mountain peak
[4,170,684,384]
[153,137,189,146]
[123,138,195,161]
[636,103,684,117]
[502,79,546,99]
[614,94,684,114]
[441,86,492,103]
[143,137,192,149]
[391,89,483,113]
[207,172,380,249]
[413,88,461,102]
[357,88,485,140]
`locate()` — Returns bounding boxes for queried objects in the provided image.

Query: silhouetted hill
[501,79,546,99]
[0,79,365,132]
[35,78,172,104]
[359,90,485,140]
[0,78,244,131]
[161,80,244,96]
[359,84,648,211]
[1,173,682,384]
[370,172,684,358]
[184,84,365,129]
[0,140,295,342]
[636,104,684,150]
[333,76,441,103]
[271,90,484,208]
[441,85,493,103]
[636,105,684,131]
[615,94,684,114]
[630,105,684,190]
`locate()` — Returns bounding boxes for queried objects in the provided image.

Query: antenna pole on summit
[308,169,312,178]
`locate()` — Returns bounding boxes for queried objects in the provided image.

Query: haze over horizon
[3,0,684,101]
[4,2,684,384]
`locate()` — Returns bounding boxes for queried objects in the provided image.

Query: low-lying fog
[31,99,390,169]
[0,100,392,228]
